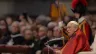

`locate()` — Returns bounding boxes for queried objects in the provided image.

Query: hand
[54,49,61,54]
[36,50,41,54]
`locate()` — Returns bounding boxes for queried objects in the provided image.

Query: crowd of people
[0,0,96,54]
[0,12,95,54]
[0,13,71,54]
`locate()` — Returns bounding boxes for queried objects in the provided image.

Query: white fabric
[36,50,41,54]
[78,17,85,23]
[78,52,96,54]
[7,39,14,46]
[11,34,22,38]
[58,21,64,28]
[91,34,96,52]
[7,34,22,46]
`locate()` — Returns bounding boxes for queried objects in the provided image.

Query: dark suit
[33,36,49,54]
[0,33,24,45]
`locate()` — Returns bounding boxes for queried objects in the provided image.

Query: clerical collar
[40,36,46,40]
[11,34,22,38]
[78,17,85,23]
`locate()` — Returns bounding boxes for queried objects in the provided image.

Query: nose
[67,28,70,32]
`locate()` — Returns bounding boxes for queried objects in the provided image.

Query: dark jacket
[0,33,24,45]
[46,37,65,47]
[33,36,49,54]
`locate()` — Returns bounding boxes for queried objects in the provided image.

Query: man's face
[24,30,32,40]
[19,15,25,21]
[74,13,80,18]
[64,16,70,23]
[67,23,76,36]
[0,20,6,29]
[47,30,53,38]
[38,28,46,37]
[53,29,61,38]
[11,23,19,33]
[6,17,12,25]
[20,26,26,35]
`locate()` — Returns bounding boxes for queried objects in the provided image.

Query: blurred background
[0,0,96,54]
[0,0,95,17]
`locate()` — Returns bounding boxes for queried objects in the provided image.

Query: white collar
[46,37,64,43]
[11,34,22,38]
[78,17,85,23]
[40,36,46,40]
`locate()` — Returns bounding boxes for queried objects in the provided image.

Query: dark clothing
[33,36,49,54]
[46,37,65,47]
[0,33,24,45]
[22,39,35,46]
[22,39,36,54]
[3,31,11,37]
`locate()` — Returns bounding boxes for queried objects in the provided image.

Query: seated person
[33,26,49,54]
[0,29,5,43]
[47,28,54,40]
[46,26,65,47]
[0,19,11,37]
[0,21,24,45]
[42,27,66,54]
[22,28,35,47]
[56,21,90,54]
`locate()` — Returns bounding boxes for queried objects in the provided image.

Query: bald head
[67,21,79,36]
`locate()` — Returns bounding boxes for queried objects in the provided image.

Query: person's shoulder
[42,36,49,40]
[76,29,85,38]
[14,36,24,41]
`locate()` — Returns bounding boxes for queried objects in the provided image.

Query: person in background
[0,29,5,43]
[0,21,24,45]
[71,0,94,45]
[47,26,65,47]
[47,22,57,29]
[20,26,26,36]
[22,26,36,54]
[63,16,70,26]
[22,28,35,47]
[53,27,62,38]
[19,21,26,27]
[19,13,30,26]
[32,29,39,41]
[42,27,65,54]
[47,28,54,40]
[34,26,49,54]
[56,21,90,54]
[50,0,68,21]
[6,16,13,31]
[19,13,28,22]
[0,19,11,37]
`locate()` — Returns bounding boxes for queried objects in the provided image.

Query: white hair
[68,21,79,28]
[11,21,20,27]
